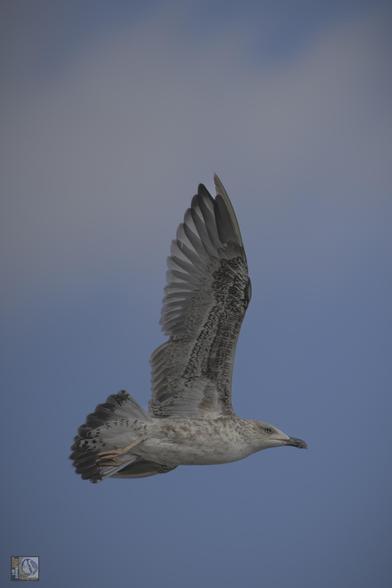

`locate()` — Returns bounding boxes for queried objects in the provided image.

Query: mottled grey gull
[70,175,307,482]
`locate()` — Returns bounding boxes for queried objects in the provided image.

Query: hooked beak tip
[286,437,308,449]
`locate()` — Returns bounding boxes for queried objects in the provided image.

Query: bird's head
[254,421,308,451]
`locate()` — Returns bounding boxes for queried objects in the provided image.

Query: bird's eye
[264,427,273,434]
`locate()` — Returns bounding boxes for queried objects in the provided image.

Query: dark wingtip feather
[213,174,244,249]
[197,183,214,203]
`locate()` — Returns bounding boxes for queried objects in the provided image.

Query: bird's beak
[285,437,308,449]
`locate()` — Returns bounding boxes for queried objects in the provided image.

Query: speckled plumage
[70,176,306,483]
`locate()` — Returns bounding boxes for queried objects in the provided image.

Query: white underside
[132,416,267,466]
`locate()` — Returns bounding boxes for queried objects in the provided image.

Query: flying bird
[70,175,307,482]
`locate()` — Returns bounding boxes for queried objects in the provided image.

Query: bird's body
[136,417,267,466]
[70,176,306,482]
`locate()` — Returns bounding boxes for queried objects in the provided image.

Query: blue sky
[1,1,391,586]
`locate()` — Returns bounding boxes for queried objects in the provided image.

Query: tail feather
[70,390,149,483]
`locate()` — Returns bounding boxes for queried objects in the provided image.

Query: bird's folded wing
[149,175,251,418]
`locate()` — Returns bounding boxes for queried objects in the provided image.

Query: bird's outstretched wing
[149,175,251,418]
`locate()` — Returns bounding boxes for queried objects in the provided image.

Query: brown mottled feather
[150,177,251,418]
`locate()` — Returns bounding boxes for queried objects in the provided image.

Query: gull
[70,175,307,482]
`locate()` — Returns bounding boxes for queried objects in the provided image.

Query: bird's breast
[138,417,254,465]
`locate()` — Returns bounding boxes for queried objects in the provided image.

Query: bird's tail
[70,390,150,483]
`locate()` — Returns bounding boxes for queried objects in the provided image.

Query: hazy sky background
[1,1,391,586]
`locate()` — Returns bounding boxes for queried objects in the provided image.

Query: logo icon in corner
[11,556,39,581]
